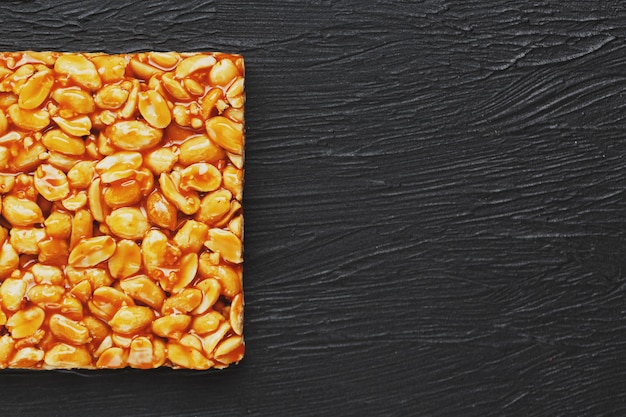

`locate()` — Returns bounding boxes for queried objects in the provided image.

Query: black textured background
[1,0,625,416]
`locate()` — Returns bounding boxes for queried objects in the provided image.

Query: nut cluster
[0,51,244,369]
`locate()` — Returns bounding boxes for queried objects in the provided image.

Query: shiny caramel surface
[0,51,244,369]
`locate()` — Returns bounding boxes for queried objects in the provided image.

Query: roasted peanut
[214,335,244,365]
[95,84,129,110]
[67,161,95,189]
[162,288,202,314]
[230,293,244,336]
[96,346,128,369]
[198,261,241,297]
[61,191,88,211]
[196,189,232,224]
[162,73,191,101]
[18,70,53,110]
[8,104,50,131]
[2,196,44,226]
[167,343,212,370]
[44,343,92,369]
[70,209,93,249]
[6,306,45,338]
[42,129,86,156]
[138,90,171,128]
[119,275,164,309]
[92,55,127,83]
[34,164,70,201]
[193,278,221,315]
[151,314,191,338]
[129,59,162,80]
[149,52,179,68]
[222,165,243,201]
[191,311,223,334]
[209,58,239,86]
[83,315,111,343]
[200,88,222,119]
[69,279,92,303]
[127,336,155,369]
[46,151,81,172]
[108,239,142,279]
[68,236,116,268]
[105,207,150,240]
[226,76,244,108]
[109,306,154,335]
[89,286,134,321]
[11,140,46,171]
[180,163,222,192]
[172,253,199,294]
[9,227,46,254]
[141,230,168,273]
[54,54,101,90]
[205,116,244,155]
[106,120,162,151]
[205,228,242,264]
[31,263,63,285]
[10,347,44,367]
[0,334,15,368]
[88,178,107,222]
[176,54,216,78]
[144,147,177,175]
[49,314,90,345]
[51,87,95,114]
[0,278,27,311]
[173,220,208,253]
[52,115,92,137]
[146,191,177,230]
[0,148,9,170]
[37,238,69,265]
[103,180,142,209]
[44,211,71,239]
[159,172,200,215]
[201,321,231,357]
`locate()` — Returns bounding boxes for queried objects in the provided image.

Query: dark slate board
[0,0,625,415]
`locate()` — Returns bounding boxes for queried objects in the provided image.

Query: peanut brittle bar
[0,51,244,369]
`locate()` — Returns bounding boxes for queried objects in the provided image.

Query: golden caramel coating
[0,51,244,370]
